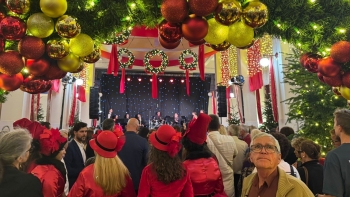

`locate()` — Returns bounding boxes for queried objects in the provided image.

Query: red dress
[67,164,136,197]
[31,164,65,197]
[138,164,193,197]
[183,157,227,196]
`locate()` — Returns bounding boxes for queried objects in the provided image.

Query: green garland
[118,48,135,68]
[179,49,198,70]
[105,30,131,45]
[144,49,168,74]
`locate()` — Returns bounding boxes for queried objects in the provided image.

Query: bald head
[127,118,139,132]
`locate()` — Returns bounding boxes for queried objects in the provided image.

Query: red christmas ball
[0,73,23,91]
[304,57,320,73]
[0,16,26,40]
[323,75,343,87]
[161,0,189,23]
[0,36,4,52]
[0,11,5,22]
[342,72,350,89]
[18,36,45,59]
[317,72,325,83]
[210,41,231,51]
[20,76,52,94]
[317,57,341,77]
[158,19,182,43]
[0,50,24,76]
[189,39,206,46]
[182,15,208,42]
[330,41,350,63]
[159,36,181,49]
[189,0,218,16]
[27,57,50,77]
[44,62,67,80]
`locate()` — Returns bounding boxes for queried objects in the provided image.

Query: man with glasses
[241,132,313,197]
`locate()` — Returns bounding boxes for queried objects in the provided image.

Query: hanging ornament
[40,0,67,18]
[0,73,23,91]
[18,36,45,59]
[215,2,241,26]
[6,0,30,14]
[158,19,182,43]
[204,18,229,45]
[27,13,54,38]
[211,41,231,51]
[69,33,94,57]
[317,57,341,77]
[189,0,218,16]
[317,72,325,83]
[46,39,70,59]
[189,39,206,46]
[236,39,255,49]
[82,46,100,63]
[159,36,181,49]
[106,30,131,45]
[0,11,5,22]
[0,36,4,52]
[302,54,321,73]
[179,49,198,96]
[27,57,50,77]
[20,76,52,94]
[332,87,342,96]
[342,72,350,89]
[330,41,350,63]
[57,53,80,72]
[0,16,26,40]
[44,63,67,80]
[242,0,268,28]
[227,21,254,47]
[323,75,342,87]
[55,15,81,39]
[118,48,135,93]
[0,51,24,75]
[182,15,208,42]
[70,61,85,73]
[161,0,188,23]
[340,86,350,100]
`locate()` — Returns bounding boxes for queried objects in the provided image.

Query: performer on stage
[135,113,145,127]
[153,111,163,122]
[172,113,181,126]
[107,109,115,119]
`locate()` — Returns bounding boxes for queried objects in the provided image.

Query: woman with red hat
[138,125,193,197]
[68,130,136,197]
[182,113,227,197]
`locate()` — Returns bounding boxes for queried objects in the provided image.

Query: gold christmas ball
[340,86,350,100]
[46,39,69,59]
[215,2,241,26]
[242,1,268,28]
[82,46,100,63]
[204,18,229,45]
[57,53,80,72]
[40,0,67,18]
[70,61,85,73]
[6,0,30,14]
[0,51,24,76]
[56,15,81,39]
[69,33,94,57]
[227,21,254,48]
[27,13,54,38]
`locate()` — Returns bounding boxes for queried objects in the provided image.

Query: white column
[0,90,25,129]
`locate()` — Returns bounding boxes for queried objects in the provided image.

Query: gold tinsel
[260,34,273,56]
[72,63,91,91]
[220,50,231,87]
[228,45,238,77]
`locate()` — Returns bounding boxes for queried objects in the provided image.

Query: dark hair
[182,137,211,160]
[208,114,220,131]
[334,108,350,135]
[73,122,87,132]
[173,125,181,132]
[102,119,115,131]
[40,122,51,129]
[271,133,290,159]
[280,127,294,137]
[300,140,321,160]
[86,128,94,143]
[149,146,185,184]
[138,127,149,140]
[21,139,41,172]
[124,113,129,119]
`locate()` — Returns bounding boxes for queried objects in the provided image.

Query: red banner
[69,84,77,126]
[256,90,263,124]
[152,74,158,99]
[186,70,190,96]
[120,68,126,94]
[77,86,86,102]
[248,40,263,91]
[270,57,279,122]
[198,45,205,81]
[212,91,216,115]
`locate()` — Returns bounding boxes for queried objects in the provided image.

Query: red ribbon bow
[39,128,67,156]
[167,132,182,157]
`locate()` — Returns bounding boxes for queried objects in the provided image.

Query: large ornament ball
[57,53,80,72]
[330,41,350,64]
[0,16,26,40]
[0,51,24,75]
[0,11,5,22]
[340,86,350,100]
[159,36,181,49]
[46,39,69,59]
[342,72,350,89]
[158,19,182,43]
[0,37,4,52]
[182,15,209,42]
[70,61,85,73]
[69,33,94,57]
[27,13,54,38]
[317,72,325,83]
[236,39,255,49]
[20,76,52,94]
[323,75,342,87]
[189,0,218,16]
[317,57,341,77]
[0,73,23,91]
[227,21,254,48]
[204,18,229,45]
[189,39,206,46]
[56,15,81,39]
[6,0,30,14]
[242,1,268,28]
[40,0,67,18]
[44,63,67,80]
[210,41,231,51]
[82,47,101,63]
[161,0,188,23]
[215,2,241,26]
[27,57,50,77]
[18,36,45,59]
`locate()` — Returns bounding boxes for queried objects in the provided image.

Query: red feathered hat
[39,128,67,156]
[149,125,182,157]
[90,130,126,158]
[13,118,45,140]
[183,113,212,145]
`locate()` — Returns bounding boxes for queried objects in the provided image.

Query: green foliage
[261,96,278,132]
[228,107,240,125]
[283,50,347,154]
[37,103,45,122]
[0,89,9,103]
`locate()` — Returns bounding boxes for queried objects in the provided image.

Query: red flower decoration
[39,128,67,156]
[167,132,182,157]
[13,118,46,140]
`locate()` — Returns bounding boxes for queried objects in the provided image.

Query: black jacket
[0,166,43,197]
[297,160,324,195]
[64,139,85,189]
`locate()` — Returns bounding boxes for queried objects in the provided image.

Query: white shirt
[74,139,86,163]
[253,160,301,179]
[61,159,69,196]
[108,113,111,119]
[231,136,248,174]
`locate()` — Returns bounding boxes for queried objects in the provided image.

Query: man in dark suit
[118,118,149,194]
[64,122,87,189]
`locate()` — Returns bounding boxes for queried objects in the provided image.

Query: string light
[247,40,262,77]
[339,28,346,33]
[220,50,230,87]
[228,46,238,77]
[260,34,273,56]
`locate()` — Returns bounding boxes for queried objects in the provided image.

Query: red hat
[183,113,212,144]
[39,128,67,156]
[13,118,45,140]
[149,125,182,157]
[90,130,126,158]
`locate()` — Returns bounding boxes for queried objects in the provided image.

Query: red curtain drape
[256,90,263,124]
[270,57,279,122]
[107,44,119,76]
[212,91,216,114]
[152,74,158,99]
[77,86,86,102]
[198,45,205,81]
[69,84,77,126]
[248,40,263,92]
[186,70,190,96]
[120,68,126,93]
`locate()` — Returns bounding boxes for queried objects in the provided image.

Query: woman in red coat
[182,114,227,197]
[68,130,136,197]
[138,125,193,197]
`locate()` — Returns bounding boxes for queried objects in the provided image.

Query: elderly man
[241,132,313,197]
[240,124,251,146]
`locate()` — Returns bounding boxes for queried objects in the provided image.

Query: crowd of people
[0,108,349,197]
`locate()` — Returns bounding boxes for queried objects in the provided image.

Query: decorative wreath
[105,30,131,45]
[118,48,135,68]
[179,49,198,70]
[144,49,169,74]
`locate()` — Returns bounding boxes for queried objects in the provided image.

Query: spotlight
[181,79,185,83]
[170,79,174,83]
[127,77,131,81]
[150,78,153,82]
[138,78,142,82]
[259,57,270,67]
[159,79,163,82]
[208,92,212,97]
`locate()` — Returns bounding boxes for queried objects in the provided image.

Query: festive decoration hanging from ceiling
[179,49,198,96]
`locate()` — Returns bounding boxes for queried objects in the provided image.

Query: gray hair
[227,125,240,136]
[251,132,281,153]
[240,124,250,133]
[251,129,262,139]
